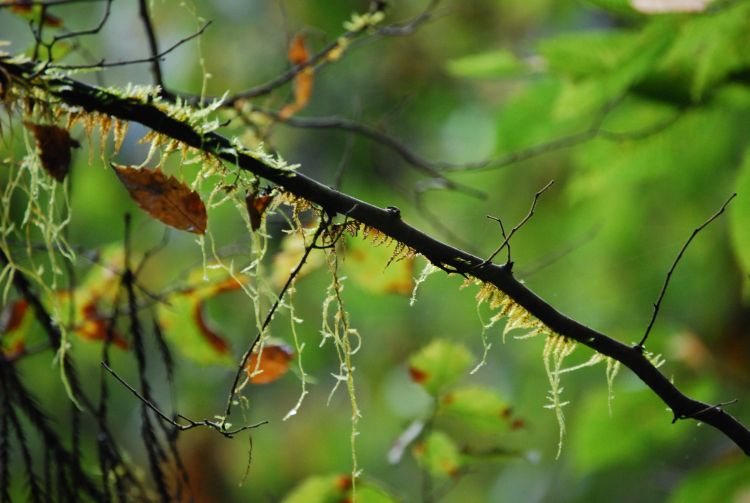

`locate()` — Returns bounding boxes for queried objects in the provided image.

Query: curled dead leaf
[192,302,230,354]
[288,34,309,65]
[279,34,314,119]
[111,164,207,234]
[24,122,80,181]
[245,190,274,231]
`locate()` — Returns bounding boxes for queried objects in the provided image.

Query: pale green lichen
[543,334,576,459]
[343,10,386,32]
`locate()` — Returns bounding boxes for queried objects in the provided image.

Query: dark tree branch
[638,193,737,349]
[3,59,750,455]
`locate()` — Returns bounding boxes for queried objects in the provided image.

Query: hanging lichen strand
[472,279,614,457]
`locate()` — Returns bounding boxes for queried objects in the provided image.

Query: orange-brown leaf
[246,344,294,384]
[245,191,274,231]
[409,366,428,383]
[112,165,207,234]
[288,34,309,65]
[9,2,62,26]
[279,34,314,119]
[1,300,28,334]
[24,122,80,181]
[76,301,129,350]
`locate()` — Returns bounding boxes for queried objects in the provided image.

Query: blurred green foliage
[3,0,750,502]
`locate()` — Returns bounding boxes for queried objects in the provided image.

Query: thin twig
[188,1,436,107]
[49,0,111,43]
[49,21,210,72]
[638,193,737,349]
[0,0,104,6]
[256,109,485,199]
[138,0,164,89]
[442,107,684,173]
[101,362,266,438]
[673,399,738,423]
[482,180,554,267]
[222,216,330,423]
[486,214,509,263]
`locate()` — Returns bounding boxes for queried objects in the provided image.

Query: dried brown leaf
[246,343,294,384]
[245,190,274,231]
[24,122,80,181]
[111,164,207,234]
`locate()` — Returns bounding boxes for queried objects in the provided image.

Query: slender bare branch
[638,193,737,349]
[101,362,266,438]
[258,109,485,198]
[483,180,554,267]
[49,21,210,73]
[137,0,164,89]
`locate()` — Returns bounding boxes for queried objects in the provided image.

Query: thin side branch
[49,21,210,72]
[483,180,554,267]
[101,362,266,438]
[222,216,330,423]
[191,1,437,107]
[138,0,164,89]
[255,109,484,199]
[637,193,737,349]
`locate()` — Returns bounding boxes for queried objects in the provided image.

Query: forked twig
[638,193,736,349]
[102,362,266,438]
[482,180,554,268]
[50,21,210,72]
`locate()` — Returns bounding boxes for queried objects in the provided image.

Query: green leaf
[445,49,526,79]
[1,300,32,358]
[408,339,473,395]
[730,148,750,288]
[495,78,587,155]
[539,30,639,79]
[584,0,639,15]
[667,459,750,503]
[281,474,345,503]
[156,266,243,366]
[344,235,414,296]
[354,485,399,503]
[570,385,688,473]
[281,475,398,503]
[539,22,674,117]
[436,386,515,438]
[568,102,742,201]
[658,2,750,101]
[413,431,462,479]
